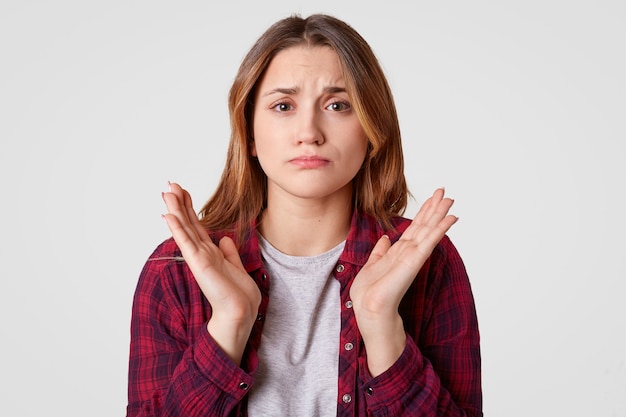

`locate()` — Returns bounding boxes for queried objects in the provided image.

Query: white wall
[1,1,624,415]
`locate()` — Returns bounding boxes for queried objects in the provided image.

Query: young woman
[127,13,482,417]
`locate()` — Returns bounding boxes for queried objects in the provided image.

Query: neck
[257,191,353,257]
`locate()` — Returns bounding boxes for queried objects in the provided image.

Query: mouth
[289,155,331,168]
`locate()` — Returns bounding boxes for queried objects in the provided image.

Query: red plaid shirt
[127,210,482,416]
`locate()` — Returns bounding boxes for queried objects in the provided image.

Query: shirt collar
[340,209,408,267]
[235,210,408,271]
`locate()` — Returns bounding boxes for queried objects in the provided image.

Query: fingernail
[168,181,172,192]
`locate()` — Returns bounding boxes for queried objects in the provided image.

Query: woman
[127,13,482,417]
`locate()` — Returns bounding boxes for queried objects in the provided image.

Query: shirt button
[365,387,374,396]
[262,274,267,281]
[342,393,352,403]
[345,300,353,309]
[344,342,354,351]
[239,382,249,390]
[335,264,345,273]
[256,314,263,321]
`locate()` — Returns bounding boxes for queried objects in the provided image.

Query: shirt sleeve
[358,236,482,416]
[126,256,254,417]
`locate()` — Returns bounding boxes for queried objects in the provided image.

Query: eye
[272,102,294,112]
[326,101,351,112]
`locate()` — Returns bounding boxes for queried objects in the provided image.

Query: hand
[350,188,458,375]
[161,182,261,365]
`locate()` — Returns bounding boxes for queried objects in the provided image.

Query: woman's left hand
[350,187,458,376]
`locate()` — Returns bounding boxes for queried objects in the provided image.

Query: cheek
[251,124,267,159]
[251,113,277,157]
[251,108,266,157]
[355,145,368,170]
[352,130,369,163]
[250,140,276,174]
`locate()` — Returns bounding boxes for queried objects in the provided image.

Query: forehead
[260,45,345,86]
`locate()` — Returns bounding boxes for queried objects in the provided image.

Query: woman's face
[251,45,368,205]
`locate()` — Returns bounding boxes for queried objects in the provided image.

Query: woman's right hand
[161,182,261,365]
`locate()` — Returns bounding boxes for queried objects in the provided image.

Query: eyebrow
[262,86,347,97]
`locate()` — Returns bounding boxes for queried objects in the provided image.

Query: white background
[1,1,624,416]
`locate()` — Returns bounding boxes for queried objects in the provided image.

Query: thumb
[219,236,245,269]
[365,235,391,265]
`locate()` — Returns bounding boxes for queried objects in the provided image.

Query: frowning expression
[251,45,368,204]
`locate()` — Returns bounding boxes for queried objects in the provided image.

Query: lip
[289,155,331,168]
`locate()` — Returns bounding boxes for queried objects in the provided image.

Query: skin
[251,45,369,257]
[161,46,458,377]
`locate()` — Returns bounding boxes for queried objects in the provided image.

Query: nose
[295,107,324,145]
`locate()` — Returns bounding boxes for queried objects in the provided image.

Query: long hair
[198,13,409,244]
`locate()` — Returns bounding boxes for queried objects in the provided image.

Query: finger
[168,182,197,219]
[179,186,213,245]
[412,196,456,241]
[164,182,211,243]
[390,215,458,277]
[421,188,446,222]
[162,211,201,255]
[180,186,199,224]
[413,214,458,254]
[426,195,455,227]
[364,235,392,265]
[403,188,444,239]
[405,194,456,247]
[219,236,245,270]
[168,181,186,199]
[162,190,197,237]
[163,183,190,220]
[162,187,214,255]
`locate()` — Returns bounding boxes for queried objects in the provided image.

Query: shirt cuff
[193,322,256,399]
[358,334,423,408]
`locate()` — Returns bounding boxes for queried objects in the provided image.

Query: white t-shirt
[247,235,344,416]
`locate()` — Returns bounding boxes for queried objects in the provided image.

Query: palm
[161,182,261,322]
[350,188,457,318]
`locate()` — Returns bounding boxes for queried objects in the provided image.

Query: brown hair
[198,13,409,243]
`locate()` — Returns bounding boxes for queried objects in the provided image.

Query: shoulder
[144,228,233,262]
[135,237,195,300]
[148,236,182,259]
[137,225,260,288]
[433,235,463,265]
